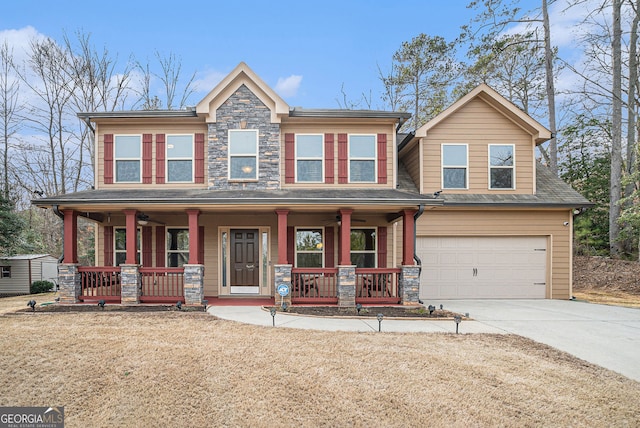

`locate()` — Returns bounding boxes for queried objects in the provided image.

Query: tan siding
[280,123,396,189]
[402,144,421,189]
[413,209,573,299]
[96,123,208,189]
[420,98,535,195]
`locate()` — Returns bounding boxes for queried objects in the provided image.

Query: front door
[230,229,260,294]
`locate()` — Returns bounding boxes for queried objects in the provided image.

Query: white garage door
[417,236,547,299]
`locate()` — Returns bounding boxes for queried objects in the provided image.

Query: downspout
[53,205,64,263]
[413,204,425,271]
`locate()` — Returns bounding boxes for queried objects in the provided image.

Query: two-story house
[34,62,590,306]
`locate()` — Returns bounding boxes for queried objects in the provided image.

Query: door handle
[473,268,478,277]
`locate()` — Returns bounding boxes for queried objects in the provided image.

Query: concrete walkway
[208,300,640,382]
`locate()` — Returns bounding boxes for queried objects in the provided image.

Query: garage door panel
[418,236,547,299]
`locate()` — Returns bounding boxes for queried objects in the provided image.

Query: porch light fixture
[98,300,106,309]
[137,213,150,226]
[27,300,36,311]
[270,307,277,326]
[454,315,462,334]
[377,313,384,332]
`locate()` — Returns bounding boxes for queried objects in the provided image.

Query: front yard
[0,298,638,427]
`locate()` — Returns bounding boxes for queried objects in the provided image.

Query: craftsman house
[33,62,590,306]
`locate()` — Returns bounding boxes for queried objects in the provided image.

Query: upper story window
[296,134,324,182]
[167,134,194,182]
[442,144,468,189]
[115,135,141,182]
[167,228,189,267]
[489,144,515,189]
[114,228,141,266]
[295,228,324,267]
[229,129,258,181]
[349,135,376,183]
[351,228,376,268]
[1,266,10,278]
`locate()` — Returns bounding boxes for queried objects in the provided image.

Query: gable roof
[195,62,289,123]
[400,84,552,152]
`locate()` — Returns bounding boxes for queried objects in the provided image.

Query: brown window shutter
[104,134,114,184]
[142,134,153,184]
[156,134,166,184]
[377,133,387,184]
[155,226,165,267]
[142,226,152,266]
[324,226,334,268]
[287,226,295,265]
[104,226,114,266]
[377,226,387,268]
[285,133,295,184]
[324,133,334,184]
[198,226,205,265]
[338,133,348,184]
[195,133,205,184]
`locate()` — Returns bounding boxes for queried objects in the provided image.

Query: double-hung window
[114,228,141,266]
[296,134,323,182]
[229,130,258,180]
[351,228,376,268]
[349,135,376,183]
[489,144,515,189]
[115,135,141,182]
[442,144,468,189]
[167,228,189,267]
[167,135,194,182]
[295,228,324,267]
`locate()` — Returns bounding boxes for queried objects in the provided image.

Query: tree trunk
[542,0,558,175]
[610,0,624,257]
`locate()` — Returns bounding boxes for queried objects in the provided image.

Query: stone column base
[399,265,421,305]
[58,264,81,304]
[184,264,205,306]
[337,265,356,307]
[120,264,141,305]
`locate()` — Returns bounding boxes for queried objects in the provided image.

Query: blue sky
[1,0,580,110]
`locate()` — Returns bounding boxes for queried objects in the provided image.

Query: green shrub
[30,280,54,294]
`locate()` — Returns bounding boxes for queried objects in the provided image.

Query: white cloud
[275,74,302,97]
[192,68,227,94]
[0,26,47,64]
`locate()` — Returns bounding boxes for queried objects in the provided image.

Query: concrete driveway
[433,299,640,382]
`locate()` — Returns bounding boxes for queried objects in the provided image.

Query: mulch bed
[15,304,206,313]
[268,305,463,319]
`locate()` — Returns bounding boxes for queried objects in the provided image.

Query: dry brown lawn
[1,303,639,427]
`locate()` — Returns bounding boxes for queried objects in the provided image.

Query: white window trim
[114,134,142,183]
[166,227,189,268]
[295,134,324,183]
[441,143,469,190]
[488,144,516,190]
[228,129,259,181]
[166,134,195,183]
[295,227,325,268]
[350,227,377,268]
[348,134,377,183]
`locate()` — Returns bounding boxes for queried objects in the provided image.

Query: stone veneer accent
[58,264,81,304]
[184,264,205,306]
[337,265,356,307]
[399,265,421,305]
[208,84,281,190]
[274,264,292,306]
[120,264,141,305]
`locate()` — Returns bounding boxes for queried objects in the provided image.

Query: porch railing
[291,268,338,304]
[78,266,121,302]
[140,267,184,303]
[355,268,401,304]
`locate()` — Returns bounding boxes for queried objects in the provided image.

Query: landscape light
[97,300,106,309]
[281,302,288,311]
[377,313,384,332]
[356,303,362,315]
[270,307,277,326]
[428,305,435,315]
[27,300,36,311]
[176,301,182,311]
[440,304,443,310]
[454,315,462,334]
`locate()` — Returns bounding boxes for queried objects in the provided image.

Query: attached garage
[418,236,548,299]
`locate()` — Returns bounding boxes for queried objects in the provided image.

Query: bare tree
[0,41,22,201]
[135,51,196,110]
[610,0,624,256]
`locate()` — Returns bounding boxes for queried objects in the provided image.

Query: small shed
[0,254,58,295]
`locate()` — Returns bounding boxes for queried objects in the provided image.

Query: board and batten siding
[280,123,397,189]
[409,209,573,299]
[421,97,535,195]
[95,123,208,189]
